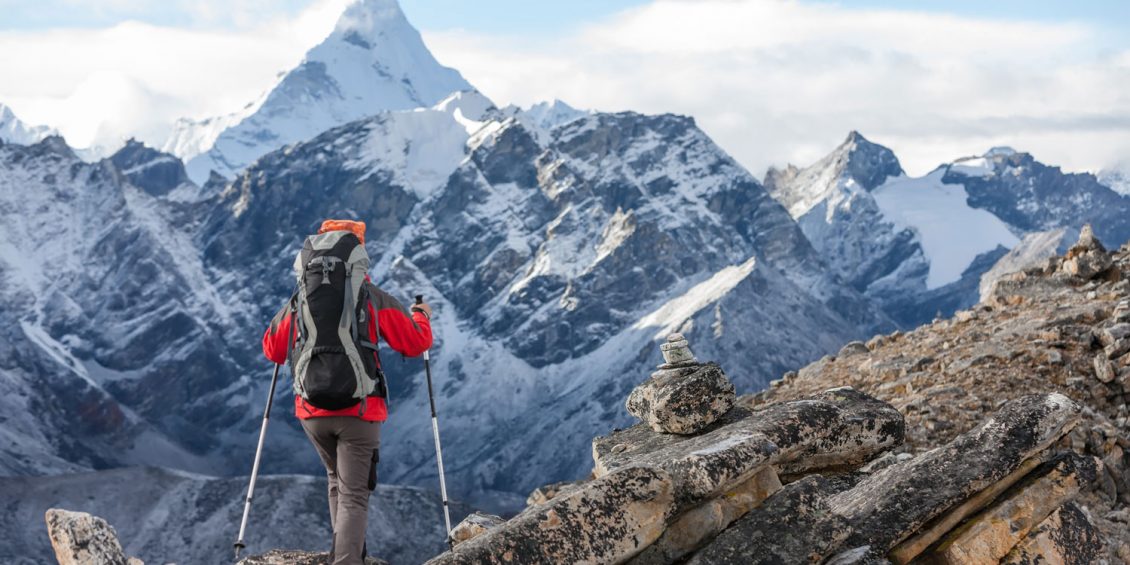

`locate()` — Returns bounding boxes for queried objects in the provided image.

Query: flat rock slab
[425,466,673,565]
[45,509,131,565]
[626,362,736,435]
[827,393,1081,554]
[888,455,1046,564]
[1000,502,1106,565]
[595,388,904,511]
[931,452,1099,564]
[626,466,782,565]
[238,550,387,565]
[686,475,856,565]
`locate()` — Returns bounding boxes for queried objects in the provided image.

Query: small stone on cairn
[626,333,737,435]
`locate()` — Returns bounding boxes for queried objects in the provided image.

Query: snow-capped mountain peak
[765,130,903,218]
[171,0,472,183]
[520,100,590,130]
[0,103,58,146]
[835,130,905,191]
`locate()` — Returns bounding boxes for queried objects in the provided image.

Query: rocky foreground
[754,225,1130,562]
[45,228,1128,563]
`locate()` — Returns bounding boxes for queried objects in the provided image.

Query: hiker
[262,219,433,565]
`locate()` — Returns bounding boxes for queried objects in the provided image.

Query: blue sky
[0,0,652,32]
[2,0,1127,39]
[1,0,1127,175]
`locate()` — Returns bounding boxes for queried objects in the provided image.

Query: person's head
[318,219,366,244]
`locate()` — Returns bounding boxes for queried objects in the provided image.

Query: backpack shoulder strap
[357,279,389,400]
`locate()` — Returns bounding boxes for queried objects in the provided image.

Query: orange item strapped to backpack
[318,220,366,244]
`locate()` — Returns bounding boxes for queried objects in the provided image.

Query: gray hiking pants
[301,417,381,565]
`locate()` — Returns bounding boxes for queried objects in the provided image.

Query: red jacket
[262,279,432,422]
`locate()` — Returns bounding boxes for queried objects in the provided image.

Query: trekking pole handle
[415,294,431,361]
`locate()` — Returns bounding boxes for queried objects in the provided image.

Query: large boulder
[426,466,674,564]
[45,509,139,565]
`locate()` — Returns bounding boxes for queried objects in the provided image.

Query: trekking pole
[417,294,453,547]
[234,363,282,561]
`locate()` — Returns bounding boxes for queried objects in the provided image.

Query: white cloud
[423,0,1130,176]
[0,0,350,150]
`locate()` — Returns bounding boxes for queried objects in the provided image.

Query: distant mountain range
[1,0,1129,561]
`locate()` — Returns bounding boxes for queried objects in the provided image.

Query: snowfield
[873,170,1019,289]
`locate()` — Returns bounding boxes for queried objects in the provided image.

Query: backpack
[287,230,387,410]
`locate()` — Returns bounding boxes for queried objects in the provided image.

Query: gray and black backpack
[287,230,387,410]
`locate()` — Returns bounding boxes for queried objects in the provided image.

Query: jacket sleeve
[366,283,433,358]
[262,300,294,365]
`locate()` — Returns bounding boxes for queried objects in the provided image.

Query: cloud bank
[1,0,1127,176]
[425,0,1130,175]
[0,0,350,150]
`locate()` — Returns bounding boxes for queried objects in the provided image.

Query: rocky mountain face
[194,93,890,503]
[167,0,472,183]
[0,137,252,477]
[0,94,894,564]
[946,147,1130,247]
[766,136,1130,329]
[18,467,465,565]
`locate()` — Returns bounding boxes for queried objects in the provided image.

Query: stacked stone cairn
[425,334,1109,564]
[625,333,736,435]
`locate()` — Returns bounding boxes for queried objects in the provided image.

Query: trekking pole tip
[233,541,245,561]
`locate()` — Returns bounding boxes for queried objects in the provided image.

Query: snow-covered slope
[0,103,57,145]
[0,91,890,515]
[0,466,468,565]
[872,169,1019,289]
[170,0,472,183]
[765,132,937,325]
[0,138,236,476]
